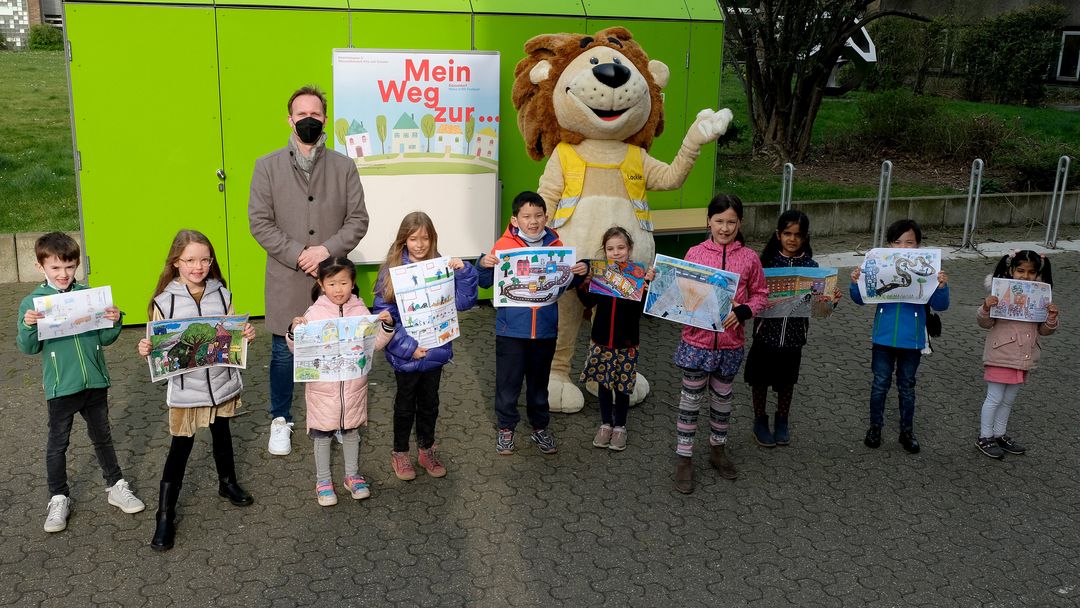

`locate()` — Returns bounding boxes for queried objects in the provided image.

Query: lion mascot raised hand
[512,26,733,413]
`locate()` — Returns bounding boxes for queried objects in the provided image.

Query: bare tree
[719,1,927,162]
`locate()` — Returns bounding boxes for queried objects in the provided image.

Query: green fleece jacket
[16,283,124,400]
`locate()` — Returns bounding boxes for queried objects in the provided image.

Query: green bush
[1002,140,1077,191]
[864,17,948,94]
[28,24,64,50]
[0,31,8,51]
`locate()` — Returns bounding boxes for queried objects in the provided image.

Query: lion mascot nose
[592,62,632,88]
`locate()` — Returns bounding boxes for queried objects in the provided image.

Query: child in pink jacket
[288,257,393,506]
[672,194,768,494]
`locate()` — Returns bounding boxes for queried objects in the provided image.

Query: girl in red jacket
[577,227,655,452]
[975,250,1059,459]
[288,257,393,506]
[672,195,768,494]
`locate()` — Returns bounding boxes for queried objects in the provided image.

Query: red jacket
[679,239,768,351]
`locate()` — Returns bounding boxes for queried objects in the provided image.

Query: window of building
[1058,31,1080,81]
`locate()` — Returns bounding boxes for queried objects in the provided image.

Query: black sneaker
[976,437,1005,459]
[996,435,1026,455]
[531,428,558,454]
[863,426,882,449]
[898,431,921,454]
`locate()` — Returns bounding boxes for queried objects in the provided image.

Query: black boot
[218,476,254,507]
[212,418,253,507]
[150,481,181,552]
[774,414,790,446]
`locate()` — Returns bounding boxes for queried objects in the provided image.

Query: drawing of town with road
[493,247,577,308]
[644,254,740,331]
[292,316,380,383]
[857,248,941,304]
[389,256,460,348]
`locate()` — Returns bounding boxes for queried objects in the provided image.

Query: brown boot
[709,444,738,480]
[674,456,695,494]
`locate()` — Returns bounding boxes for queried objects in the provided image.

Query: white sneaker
[268,417,294,455]
[44,495,70,533]
[106,479,145,514]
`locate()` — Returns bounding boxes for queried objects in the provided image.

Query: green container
[64,0,723,323]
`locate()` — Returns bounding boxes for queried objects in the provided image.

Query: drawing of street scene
[390,256,460,348]
[493,247,577,308]
[33,286,114,340]
[644,254,740,331]
[857,248,942,304]
[759,267,838,319]
[588,260,646,301]
[990,278,1052,323]
[293,316,380,382]
[147,315,248,382]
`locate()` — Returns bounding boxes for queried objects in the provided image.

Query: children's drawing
[759,267,838,319]
[588,260,646,301]
[147,315,248,382]
[33,286,114,340]
[990,279,1052,323]
[493,247,577,308]
[857,248,942,304]
[390,256,460,348]
[644,254,740,331]
[292,316,380,383]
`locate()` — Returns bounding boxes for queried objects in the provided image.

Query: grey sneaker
[44,495,70,533]
[531,428,558,454]
[608,427,627,451]
[592,425,612,448]
[106,479,145,514]
[976,437,1005,460]
[496,428,515,455]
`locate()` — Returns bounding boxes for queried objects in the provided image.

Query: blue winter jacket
[475,224,567,339]
[372,253,478,373]
[849,280,950,350]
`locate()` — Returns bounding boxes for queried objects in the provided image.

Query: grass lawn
[0,51,78,232]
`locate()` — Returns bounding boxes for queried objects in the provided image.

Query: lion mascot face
[511,27,732,413]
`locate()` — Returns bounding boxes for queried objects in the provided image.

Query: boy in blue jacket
[849,219,949,454]
[477,192,587,455]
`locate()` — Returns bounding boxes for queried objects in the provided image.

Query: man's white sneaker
[44,495,70,533]
[106,479,145,514]
[268,417,294,455]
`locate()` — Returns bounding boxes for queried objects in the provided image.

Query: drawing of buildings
[345,120,373,158]
[473,126,498,158]
[434,123,463,154]
[391,113,421,154]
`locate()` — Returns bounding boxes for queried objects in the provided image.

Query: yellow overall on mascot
[512,26,733,413]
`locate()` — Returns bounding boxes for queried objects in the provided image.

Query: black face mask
[294,117,324,145]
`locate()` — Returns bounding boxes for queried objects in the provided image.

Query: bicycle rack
[1044,155,1071,249]
[779,163,794,214]
[871,160,893,248]
[960,158,984,250]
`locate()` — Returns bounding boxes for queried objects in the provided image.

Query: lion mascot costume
[512,26,733,413]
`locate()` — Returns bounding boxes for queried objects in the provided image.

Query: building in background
[1,0,60,49]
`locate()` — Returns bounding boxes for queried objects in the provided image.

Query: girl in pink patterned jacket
[672,194,768,494]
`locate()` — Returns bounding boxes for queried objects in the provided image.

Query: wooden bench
[650,208,707,235]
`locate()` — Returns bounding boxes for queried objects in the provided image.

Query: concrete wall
[1,232,88,284]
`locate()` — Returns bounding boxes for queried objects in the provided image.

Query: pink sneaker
[418,446,447,478]
[391,451,416,481]
[342,475,371,500]
[316,479,337,507]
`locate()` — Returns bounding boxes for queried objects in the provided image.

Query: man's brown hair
[288,85,328,116]
[35,232,80,264]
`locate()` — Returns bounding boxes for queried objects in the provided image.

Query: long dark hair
[992,250,1053,286]
[760,210,812,267]
[706,193,745,244]
[311,256,360,302]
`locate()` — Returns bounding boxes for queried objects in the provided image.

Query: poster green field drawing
[493,247,577,308]
[147,315,248,382]
[292,316,380,383]
[644,254,740,331]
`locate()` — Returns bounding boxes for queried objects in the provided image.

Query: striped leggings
[676,370,735,457]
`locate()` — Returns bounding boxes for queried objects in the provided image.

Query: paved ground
[2,231,1079,607]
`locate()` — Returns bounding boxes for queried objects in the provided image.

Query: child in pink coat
[288,257,393,506]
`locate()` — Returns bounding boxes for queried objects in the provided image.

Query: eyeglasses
[179,257,214,268]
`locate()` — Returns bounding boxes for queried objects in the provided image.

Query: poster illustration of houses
[389,256,460,348]
[588,260,646,301]
[857,248,942,304]
[146,315,248,382]
[332,49,500,263]
[644,254,740,331]
[33,286,115,340]
[759,267,838,319]
[493,247,577,308]
[990,278,1052,323]
[292,316,380,383]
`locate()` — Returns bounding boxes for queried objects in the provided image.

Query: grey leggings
[313,429,361,481]
[980,382,1021,438]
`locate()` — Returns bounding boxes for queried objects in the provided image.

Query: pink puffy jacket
[290,294,392,432]
[679,238,769,351]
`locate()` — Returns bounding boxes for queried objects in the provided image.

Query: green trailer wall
[64,0,724,324]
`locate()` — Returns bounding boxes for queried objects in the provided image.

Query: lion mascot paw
[513,27,731,414]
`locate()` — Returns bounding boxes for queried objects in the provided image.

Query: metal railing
[1044,155,1072,249]
[871,160,892,248]
[960,158,984,250]
[779,163,794,214]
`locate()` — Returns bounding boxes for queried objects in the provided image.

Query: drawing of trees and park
[493,247,577,308]
[292,316,380,383]
[147,315,247,382]
[644,255,740,331]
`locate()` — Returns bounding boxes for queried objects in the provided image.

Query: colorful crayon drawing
[390,256,460,349]
[147,315,248,382]
[588,260,646,301]
[759,267,838,319]
[857,248,942,304]
[990,278,1052,323]
[493,247,577,307]
[292,315,380,383]
[33,286,115,340]
[644,254,740,331]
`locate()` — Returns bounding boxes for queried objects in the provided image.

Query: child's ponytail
[993,250,1053,287]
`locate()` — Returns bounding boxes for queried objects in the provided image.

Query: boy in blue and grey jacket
[476,192,586,456]
[849,220,950,455]
[16,232,144,533]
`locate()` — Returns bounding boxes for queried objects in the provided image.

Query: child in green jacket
[16,232,144,533]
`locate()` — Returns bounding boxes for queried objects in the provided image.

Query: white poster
[857,248,942,304]
[292,316,380,383]
[332,49,501,263]
[990,278,1052,323]
[389,256,460,349]
[33,286,114,340]
[492,247,577,308]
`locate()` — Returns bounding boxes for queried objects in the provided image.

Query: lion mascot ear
[513,32,581,160]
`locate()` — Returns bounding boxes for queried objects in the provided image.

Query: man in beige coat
[249,86,369,456]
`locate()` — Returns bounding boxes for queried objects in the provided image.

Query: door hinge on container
[74,150,81,171]
[66,40,72,62]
